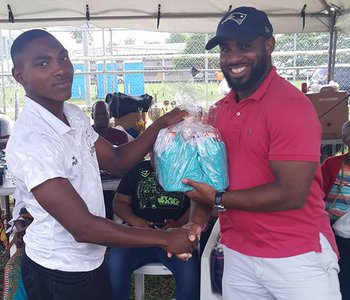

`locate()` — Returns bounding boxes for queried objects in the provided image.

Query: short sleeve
[7,135,66,191]
[267,95,321,162]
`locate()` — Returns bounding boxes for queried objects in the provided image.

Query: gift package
[153,101,228,192]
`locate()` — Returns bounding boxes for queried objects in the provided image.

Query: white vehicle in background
[310,66,350,92]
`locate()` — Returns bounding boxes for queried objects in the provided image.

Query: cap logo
[221,12,247,25]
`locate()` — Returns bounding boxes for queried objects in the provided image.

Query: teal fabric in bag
[154,120,228,192]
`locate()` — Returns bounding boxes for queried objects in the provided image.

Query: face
[342,127,350,147]
[219,36,275,97]
[12,36,74,105]
[92,102,110,128]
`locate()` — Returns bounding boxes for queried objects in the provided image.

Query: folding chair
[200,220,223,300]
[133,262,172,300]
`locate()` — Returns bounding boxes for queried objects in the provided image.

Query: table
[0,178,16,227]
[0,178,120,227]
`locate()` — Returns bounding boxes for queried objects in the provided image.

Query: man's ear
[12,67,25,85]
[265,36,275,55]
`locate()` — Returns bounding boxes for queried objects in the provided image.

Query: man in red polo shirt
[183,6,341,300]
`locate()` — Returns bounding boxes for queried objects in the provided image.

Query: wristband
[214,191,225,211]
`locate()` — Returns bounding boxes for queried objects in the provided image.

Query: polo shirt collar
[225,67,277,103]
[24,96,79,135]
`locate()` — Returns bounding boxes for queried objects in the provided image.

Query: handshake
[163,222,202,260]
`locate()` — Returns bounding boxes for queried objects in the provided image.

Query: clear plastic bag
[153,100,228,192]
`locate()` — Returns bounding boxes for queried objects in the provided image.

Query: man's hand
[162,219,178,230]
[184,222,202,242]
[183,178,216,207]
[163,227,198,256]
[175,222,203,260]
[155,108,188,128]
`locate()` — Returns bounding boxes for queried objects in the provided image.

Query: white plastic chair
[200,219,223,300]
[133,262,172,300]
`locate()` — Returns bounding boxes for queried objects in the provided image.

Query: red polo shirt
[209,67,337,258]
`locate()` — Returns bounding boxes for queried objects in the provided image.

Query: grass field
[2,79,304,122]
[2,81,223,119]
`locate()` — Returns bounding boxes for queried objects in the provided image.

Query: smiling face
[12,35,74,108]
[219,36,275,99]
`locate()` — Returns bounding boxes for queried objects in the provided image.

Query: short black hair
[11,29,54,66]
[91,101,111,119]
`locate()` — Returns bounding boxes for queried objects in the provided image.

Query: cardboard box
[306,87,349,139]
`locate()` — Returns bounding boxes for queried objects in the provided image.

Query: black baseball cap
[206,6,273,50]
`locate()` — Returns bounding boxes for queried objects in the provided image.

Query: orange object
[215,71,224,81]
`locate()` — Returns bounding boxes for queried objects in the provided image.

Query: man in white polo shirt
[7,29,196,300]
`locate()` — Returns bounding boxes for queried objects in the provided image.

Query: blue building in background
[72,63,85,99]
[96,63,118,99]
[123,60,145,96]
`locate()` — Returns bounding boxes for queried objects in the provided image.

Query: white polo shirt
[6,97,106,272]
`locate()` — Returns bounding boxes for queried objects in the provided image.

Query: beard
[222,51,268,91]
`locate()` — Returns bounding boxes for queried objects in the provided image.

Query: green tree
[166,33,187,43]
[272,32,350,68]
[173,33,219,70]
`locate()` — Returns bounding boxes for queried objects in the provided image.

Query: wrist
[159,230,169,248]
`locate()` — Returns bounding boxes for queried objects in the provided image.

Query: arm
[321,156,343,199]
[163,207,190,229]
[96,108,187,176]
[184,160,317,212]
[32,177,197,254]
[113,192,151,228]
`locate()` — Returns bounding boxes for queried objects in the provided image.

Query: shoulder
[65,103,90,122]
[65,102,84,113]
[8,114,62,161]
[264,79,318,124]
[322,154,346,168]
[269,76,312,107]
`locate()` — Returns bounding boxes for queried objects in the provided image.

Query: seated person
[91,100,132,146]
[321,120,350,299]
[107,152,200,300]
[3,196,32,300]
[91,100,132,220]
[0,112,13,150]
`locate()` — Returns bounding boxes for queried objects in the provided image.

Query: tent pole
[83,26,91,108]
[327,10,336,82]
[331,30,338,80]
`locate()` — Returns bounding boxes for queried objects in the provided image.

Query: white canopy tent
[0,0,349,79]
[0,0,348,34]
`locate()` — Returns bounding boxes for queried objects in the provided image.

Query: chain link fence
[0,28,350,120]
